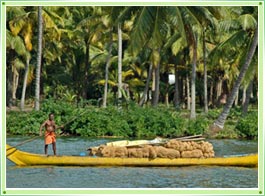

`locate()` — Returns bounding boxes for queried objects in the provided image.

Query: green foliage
[6,99,258,140]
[207,109,222,120]
[6,98,76,135]
[227,107,242,120]
[6,110,47,135]
[186,117,209,135]
[235,112,258,139]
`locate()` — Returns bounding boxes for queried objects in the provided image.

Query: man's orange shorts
[45,131,56,145]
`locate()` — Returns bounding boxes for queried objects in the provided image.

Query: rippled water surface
[6,137,258,188]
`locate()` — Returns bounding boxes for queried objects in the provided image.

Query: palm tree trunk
[182,77,186,109]
[234,89,239,106]
[82,38,90,99]
[152,62,160,107]
[103,40,113,108]
[173,64,180,108]
[203,28,208,114]
[118,23,122,100]
[20,57,30,111]
[139,63,153,107]
[216,77,222,106]
[242,80,253,115]
[35,6,43,111]
[186,75,190,110]
[212,27,258,131]
[12,68,19,101]
[190,36,197,119]
[7,65,13,107]
[209,80,213,107]
[242,87,247,105]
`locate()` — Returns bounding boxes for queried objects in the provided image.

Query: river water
[6,136,258,188]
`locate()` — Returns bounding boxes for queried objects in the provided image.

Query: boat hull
[6,144,258,167]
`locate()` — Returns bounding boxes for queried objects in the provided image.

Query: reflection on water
[6,137,258,188]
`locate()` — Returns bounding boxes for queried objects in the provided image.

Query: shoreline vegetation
[6,99,258,140]
[6,6,258,141]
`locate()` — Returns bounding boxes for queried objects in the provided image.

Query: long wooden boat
[6,144,258,167]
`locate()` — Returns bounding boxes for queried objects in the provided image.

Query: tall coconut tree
[241,51,257,115]
[71,6,106,99]
[102,32,114,108]
[35,6,43,111]
[206,6,258,133]
[20,52,31,110]
[6,29,28,107]
[117,23,123,101]
[210,26,258,132]
[125,7,171,106]
[7,7,34,109]
[167,6,218,117]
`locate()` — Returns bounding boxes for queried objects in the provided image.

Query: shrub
[6,110,47,135]
[6,99,257,140]
[186,117,209,135]
[235,112,258,139]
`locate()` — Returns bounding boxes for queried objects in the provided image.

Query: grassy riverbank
[6,99,258,139]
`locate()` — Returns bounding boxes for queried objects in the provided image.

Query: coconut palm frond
[27,64,35,85]
[13,36,27,56]
[122,69,134,79]
[127,78,145,87]
[21,22,33,51]
[6,30,13,49]
[98,79,116,86]
[183,7,202,28]
[218,19,241,32]
[150,7,164,49]
[188,6,218,28]
[130,63,143,77]
[150,49,160,68]
[110,56,118,65]
[43,7,65,27]
[171,37,186,56]
[91,53,108,66]
[166,7,187,45]
[238,14,257,31]
[9,17,26,36]
[116,6,135,24]
[128,7,154,56]
[208,30,248,66]
[207,6,226,20]
[6,7,26,21]
[163,32,181,51]
[242,50,258,86]
[12,58,25,70]
[42,10,61,38]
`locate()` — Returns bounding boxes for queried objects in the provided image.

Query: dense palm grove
[6,6,258,138]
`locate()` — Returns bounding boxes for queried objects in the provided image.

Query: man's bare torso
[45,120,56,132]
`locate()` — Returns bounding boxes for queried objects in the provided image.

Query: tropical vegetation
[6,6,259,139]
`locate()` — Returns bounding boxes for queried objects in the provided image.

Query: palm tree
[242,51,257,115]
[6,29,28,107]
[35,6,43,111]
[20,52,31,110]
[117,23,123,102]
[126,7,172,106]
[210,27,258,132]
[102,33,113,108]
[139,62,153,106]
[202,27,208,113]
[7,7,34,109]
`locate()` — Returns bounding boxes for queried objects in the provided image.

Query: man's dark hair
[49,113,54,117]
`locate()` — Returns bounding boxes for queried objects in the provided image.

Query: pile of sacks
[88,140,215,159]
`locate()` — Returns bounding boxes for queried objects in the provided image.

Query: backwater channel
[6,136,258,188]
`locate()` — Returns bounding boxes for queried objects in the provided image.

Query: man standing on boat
[39,113,63,155]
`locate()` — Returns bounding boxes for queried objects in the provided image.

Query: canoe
[6,144,258,167]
